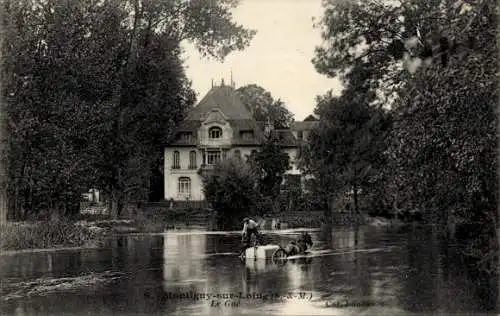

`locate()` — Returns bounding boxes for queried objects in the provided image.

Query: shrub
[202,158,260,230]
[133,211,166,233]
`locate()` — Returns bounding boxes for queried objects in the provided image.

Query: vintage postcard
[0,0,497,315]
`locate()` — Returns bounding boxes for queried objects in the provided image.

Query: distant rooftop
[168,82,318,147]
[186,84,253,121]
[303,114,318,121]
[290,120,319,131]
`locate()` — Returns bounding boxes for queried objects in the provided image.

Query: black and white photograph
[0,0,498,315]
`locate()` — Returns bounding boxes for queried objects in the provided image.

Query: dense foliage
[202,158,260,230]
[251,133,291,206]
[301,89,390,217]
[203,134,290,228]
[0,0,255,220]
[305,0,497,272]
[236,84,294,128]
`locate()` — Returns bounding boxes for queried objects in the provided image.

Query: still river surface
[0,225,498,315]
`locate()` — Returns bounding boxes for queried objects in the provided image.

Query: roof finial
[211,79,214,88]
[221,78,225,86]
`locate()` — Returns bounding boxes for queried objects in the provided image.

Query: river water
[0,225,498,315]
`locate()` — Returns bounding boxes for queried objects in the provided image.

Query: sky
[181,0,343,121]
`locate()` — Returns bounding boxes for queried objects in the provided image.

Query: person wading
[241,217,260,245]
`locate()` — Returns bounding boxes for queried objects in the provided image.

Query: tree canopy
[307,0,497,271]
[236,84,294,128]
[302,91,390,216]
[202,158,260,230]
[203,133,291,226]
[250,133,291,211]
[1,0,256,219]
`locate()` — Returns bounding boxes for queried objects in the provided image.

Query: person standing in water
[241,217,260,245]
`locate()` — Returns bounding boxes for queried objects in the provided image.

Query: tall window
[172,151,180,169]
[209,127,222,139]
[233,149,241,160]
[189,150,197,169]
[207,150,221,165]
[178,177,191,197]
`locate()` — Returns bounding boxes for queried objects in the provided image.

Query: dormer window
[240,131,254,140]
[179,132,193,141]
[209,127,222,139]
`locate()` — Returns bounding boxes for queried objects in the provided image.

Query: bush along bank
[0,221,105,251]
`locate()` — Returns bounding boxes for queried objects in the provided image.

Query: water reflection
[0,227,497,315]
[163,233,206,284]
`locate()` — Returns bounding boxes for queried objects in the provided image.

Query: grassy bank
[76,210,187,233]
[76,206,406,233]
[0,221,105,251]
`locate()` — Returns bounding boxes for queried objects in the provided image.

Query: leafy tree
[313,0,497,272]
[387,0,497,273]
[236,84,294,128]
[279,174,304,212]
[202,158,260,230]
[94,0,256,217]
[203,133,291,224]
[2,0,124,219]
[386,1,497,213]
[312,0,497,216]
[247,133,291,213]
[313,0,490,106]
[1,0,256,219]
[301,89,390,218]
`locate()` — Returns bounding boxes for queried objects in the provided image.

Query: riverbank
[0,221,105,252]
[0,211,409,252]
[0,212,177,252]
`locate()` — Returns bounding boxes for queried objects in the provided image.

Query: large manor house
[163,81,318,202]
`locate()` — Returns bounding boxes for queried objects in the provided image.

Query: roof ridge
[187,85,253,120]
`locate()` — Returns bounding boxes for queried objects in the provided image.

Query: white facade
[164,147,204,201]
[164,146,300,201]
[163,85,314,202]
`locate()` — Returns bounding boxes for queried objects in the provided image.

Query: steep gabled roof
[167,87,319,148]
[186,85,253,120]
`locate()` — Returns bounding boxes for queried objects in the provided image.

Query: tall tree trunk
[109,182,130,219]
[64,193,81,219]
[0,105,7,223]
[108,0,142,219]
[353,183,359,215]
[109,187,123,219]
[0,5,8,223]
[324,193,333,224]
[148,159,164,202]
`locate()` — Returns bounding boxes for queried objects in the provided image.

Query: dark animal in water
[284,232,313,256]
